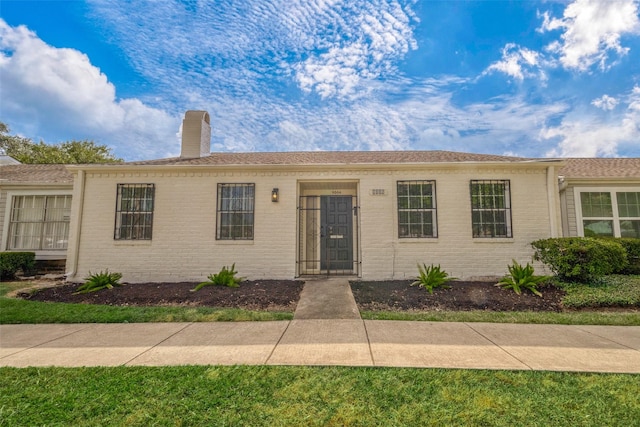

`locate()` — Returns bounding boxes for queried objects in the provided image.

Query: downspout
[66,169,86,281]
[546,166,559,238]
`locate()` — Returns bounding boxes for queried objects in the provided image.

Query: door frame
[296,181,360,277]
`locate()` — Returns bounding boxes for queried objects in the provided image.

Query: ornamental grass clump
[411,263,456,293]
[74,270,123,294]
[192,264,243,291]
[495,259,551,297]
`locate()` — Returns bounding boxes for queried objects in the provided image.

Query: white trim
[573,186,640,237]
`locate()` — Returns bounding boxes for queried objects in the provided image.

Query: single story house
[559,158,640,238]
[63,110,568,283]
[0,163,74,266]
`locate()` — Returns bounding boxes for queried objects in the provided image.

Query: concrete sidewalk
[1,321,639,373]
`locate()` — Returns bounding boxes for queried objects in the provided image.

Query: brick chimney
[180,110,211,158]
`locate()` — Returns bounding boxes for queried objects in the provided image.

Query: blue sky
[1,0,639,161]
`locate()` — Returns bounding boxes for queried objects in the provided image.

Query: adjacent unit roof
[0,164,73,184]
[559,158,640,179]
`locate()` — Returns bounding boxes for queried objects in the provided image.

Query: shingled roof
[128,150,534,166]
[0,164,73,184]
[559,158,640,179]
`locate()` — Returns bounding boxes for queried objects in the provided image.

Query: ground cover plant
[1,366,638,426]
[557,275,640,309]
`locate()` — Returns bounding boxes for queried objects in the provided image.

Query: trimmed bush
[531,238,627,282]
[617,238,640,275]
[0,252,36,280]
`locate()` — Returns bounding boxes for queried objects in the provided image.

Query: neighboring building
[559,158,640,238]
[0,164,74,261]
[64,110,566,283]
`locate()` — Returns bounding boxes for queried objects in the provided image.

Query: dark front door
[320,196,353,272]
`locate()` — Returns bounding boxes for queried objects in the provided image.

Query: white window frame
[574,186,640,238]
[1,190,73,259]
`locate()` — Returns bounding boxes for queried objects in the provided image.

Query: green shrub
[74,270,123,294]
[411,263,456,294]
[0,252,36,280]
[192,264,243,291]
[495,259,551,297]
[532,238,627,282]
[617,238,640,275]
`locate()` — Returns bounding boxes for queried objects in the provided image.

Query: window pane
[115,184,154,240]
[581,192,613,217]
[217,184,255,240]
[617,192,640,218]
[470,180,512,238]
[583,220,614,237]
[8,195,71,250]
[396,181,436,238]
[620,220,640,238]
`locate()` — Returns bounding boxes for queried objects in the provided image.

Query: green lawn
[1,366,638,426]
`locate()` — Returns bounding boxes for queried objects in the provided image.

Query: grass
[1,366,638,426]
[360,310,640,325]
[0,282,292,324]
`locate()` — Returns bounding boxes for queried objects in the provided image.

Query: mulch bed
[20,278,568,312]
[350,280,566,312]
[20,280,305,312]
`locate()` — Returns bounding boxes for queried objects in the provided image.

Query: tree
[0,122,122,164]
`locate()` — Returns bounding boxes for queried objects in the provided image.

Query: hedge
[531,238,627,282]
[617,238,640,275]
[0,252,36,280]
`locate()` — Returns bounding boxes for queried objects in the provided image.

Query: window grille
[470,180,512,238]
[216,183,255,240]
[114,184,155,240]
[397,180,437,238]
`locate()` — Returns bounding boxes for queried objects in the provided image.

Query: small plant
[192,263,243,291]
[495,259,551,297]
[74,270,123,294]
[411,263,456,293]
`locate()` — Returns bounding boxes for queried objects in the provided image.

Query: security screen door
[320,196,353,272]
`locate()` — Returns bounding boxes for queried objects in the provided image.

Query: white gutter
[66,170,86,281]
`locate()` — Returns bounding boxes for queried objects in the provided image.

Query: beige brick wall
[67,163,559,282]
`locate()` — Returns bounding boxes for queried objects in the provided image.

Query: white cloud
[87,0,417,101]
[0,19,179,160]
[484,43,546,81]
[544,86,640,156]
[591,94,618,111]
[292,1,417,98]
[539,0,640,71]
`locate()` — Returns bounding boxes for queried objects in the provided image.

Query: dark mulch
[20,280,305,312]
[21,278,566,312]
[350,280,566,312]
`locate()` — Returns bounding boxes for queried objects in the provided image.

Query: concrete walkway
[294,277,360,320]
[1,278,639,372]
[1,321,639,372]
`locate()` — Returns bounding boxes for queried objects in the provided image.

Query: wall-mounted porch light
[271,188,279,202]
